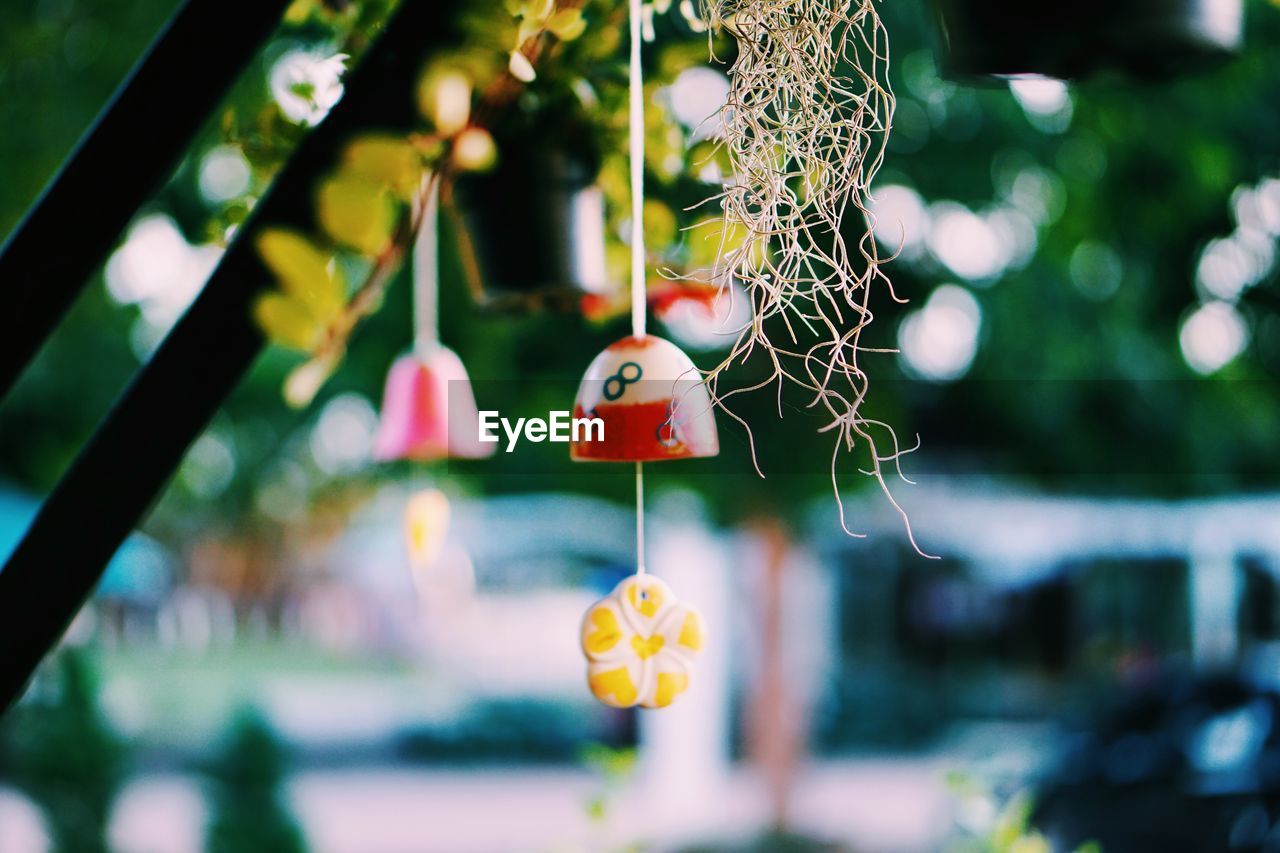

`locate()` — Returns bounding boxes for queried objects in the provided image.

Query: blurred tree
[0,649,127,853]
[0,0,1278,553]
[203,709,307,853]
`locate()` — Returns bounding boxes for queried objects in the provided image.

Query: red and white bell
[372,345,494,462]
[570,335,718,462]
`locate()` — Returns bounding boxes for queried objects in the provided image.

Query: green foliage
[580,742,637,823]
[678,831,847,852]
[2,0,1280,535]
[0,650,127,853]
[943,775,1100,853]
[203,709,307,853]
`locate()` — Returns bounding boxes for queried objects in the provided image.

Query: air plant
[694,0,925,551]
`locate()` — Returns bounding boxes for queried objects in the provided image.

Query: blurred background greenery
[2,0,1280,850]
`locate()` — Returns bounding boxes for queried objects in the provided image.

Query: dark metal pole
[0,0,460,711]
[0,0,292,401]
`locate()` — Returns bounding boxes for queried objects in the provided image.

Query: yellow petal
[624,576,666,619]
[650,671,689,708]
[588,666,639,708]
[630,633,665,660]
[677,610,704,652]
[583,605,625,656]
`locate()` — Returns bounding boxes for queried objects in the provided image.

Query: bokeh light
[310,393,379,476]
[667,66,730,136]
[870,183,930,258]
[197,145,251,204]
[1179,301,1249,374]
[898,284,983,381]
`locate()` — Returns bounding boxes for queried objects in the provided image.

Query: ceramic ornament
[651,278,752,353]
[372,175,493,463]
[373,347,492,461]
[580,574,705,709]
[404,488,451,571]
[573,0,715,712]
[570,334,719,462]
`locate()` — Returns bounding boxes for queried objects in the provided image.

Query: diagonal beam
[0,0,460,712]
[0,0,292,401]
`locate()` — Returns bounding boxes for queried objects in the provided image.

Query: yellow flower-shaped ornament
[580,574,705,709]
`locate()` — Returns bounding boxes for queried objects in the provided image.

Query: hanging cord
[635,461,646,575]
[628,0,646,342]
[628,0,648,575]
[412,173,441,358]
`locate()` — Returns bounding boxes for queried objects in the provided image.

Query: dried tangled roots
[694,0,927,553]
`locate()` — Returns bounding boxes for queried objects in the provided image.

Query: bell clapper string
[412,172,441,360]
[628,0,648,577]
[635,461,646,576]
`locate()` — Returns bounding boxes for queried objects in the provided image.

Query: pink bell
[570,335,718,462]
[372,346,493,462]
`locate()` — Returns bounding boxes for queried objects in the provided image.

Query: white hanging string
[412,174,441,358]
[628,0,648,575]
[628,0,647,342]
[635,461,646,575]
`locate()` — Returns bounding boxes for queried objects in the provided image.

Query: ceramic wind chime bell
[372,177,493,463]
[573,0,717,711]
[570,334,718,462]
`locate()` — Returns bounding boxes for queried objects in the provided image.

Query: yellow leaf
[317,175,396,255]
[283,0,316,24]
[343,136,424,201]
[452,128,498,172]
[1009,834,1051,853]
[686,218,766,270]
[643,200,678,249]
[255,229,344,314]
[516,0,554,20]
[254,292,322,351]
[546,9,586,40]
[516,18,543,46]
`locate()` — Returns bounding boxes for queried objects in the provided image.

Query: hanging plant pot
[932,0,1243,80]
[447,147,613,313]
